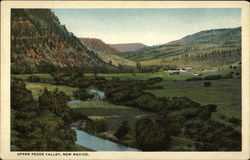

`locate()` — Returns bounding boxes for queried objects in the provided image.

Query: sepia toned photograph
[1,1,249,160]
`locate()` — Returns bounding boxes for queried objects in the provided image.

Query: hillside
[79,38,136,67]
[11,9,112,74]
[117,27,241,69]
[97,52,136,67]
[109,43,147,53]
[80,38,119,53]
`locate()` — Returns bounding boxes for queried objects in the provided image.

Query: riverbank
[71,121,139,151]
[72,127,140,151]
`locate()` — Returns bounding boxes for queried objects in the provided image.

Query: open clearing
[25,82,77,100]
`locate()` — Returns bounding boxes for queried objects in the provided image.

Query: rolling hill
[109,43,148,53]
[11,9,113,74]
[79,38,136,67]
[80,38,119,53]
[116,27,241,69]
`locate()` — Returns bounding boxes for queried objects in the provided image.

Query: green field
[12,72,241,150]
[25,82,77,100]
[72,107,157,131]
[86,70,229,81]
[147,78,241,118]
[15,72,241,119]
[69,101,132,109]
[13,74,53,81]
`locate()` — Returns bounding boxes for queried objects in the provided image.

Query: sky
[52,8,241,46]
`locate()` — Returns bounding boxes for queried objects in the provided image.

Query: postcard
[1,1,249,160]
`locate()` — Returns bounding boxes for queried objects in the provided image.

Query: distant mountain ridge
[80,38,119,53]
[11,9,112,74]
[166,27,241,45]
[113,27,241,69]
[118,27,241,61]
[109,43,148,53]
[79,38,136,67]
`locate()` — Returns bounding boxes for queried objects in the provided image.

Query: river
[68,89,105,104]
[72,127,140,151]
[70,89,140,151]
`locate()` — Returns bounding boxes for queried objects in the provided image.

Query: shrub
[204,75,222,80]
[86,120,107,134]
[147,77,163,83]
[115,121,131,140]
[186,77,203,81]
[147,85,164,90]
[223,74,233,79]
[205,104,217,112]
[28,75,41,82]
[228,117,241,125]
[135,118,171,151]
[204,81,212,87]
[95,76,106,80]
[11,76,23,81]
[73,89,94,100]
[69,110,91,122]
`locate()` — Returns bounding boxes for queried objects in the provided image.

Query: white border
[1,1,249,160]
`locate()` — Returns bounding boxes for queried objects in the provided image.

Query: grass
[16,72,241,119]
[98,51,136,67]
[87,72,195,81]
[12,74,53,81]
[13,69,230,82]
[148,78,241,119]
[12,72,241,150]
[15,72,241,119]
[69,101,132,109]
[72,107,157,132]
[86,69,231,81]
[25,82,77,100]
[88,115,121,120]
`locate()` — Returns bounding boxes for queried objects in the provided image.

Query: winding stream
[68,89,105,104]
[70,89,140,151]
[72,127,140,151]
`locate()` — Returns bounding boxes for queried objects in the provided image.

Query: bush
[147,85,164,90]
[228,117,241,125]
[73,89,94,100]
[86,120,107,134]
[28,75,41,82]
[115,121,131,140]
[69,110,91,122]
[223,74,233,79]
[205,104,217,112]
[204,75,223,80]
[186,77,203,81]
[95,76,106,81]
[147,77,163,83]
[204,81,212,87]
[135,118,171,151]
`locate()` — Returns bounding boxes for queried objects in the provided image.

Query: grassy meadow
[12,70,241,119]
[24,82,77,100]
[12,69,241,150]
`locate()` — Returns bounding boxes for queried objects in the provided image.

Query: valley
[10,8,242,152]
[12,67,241,151]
